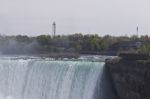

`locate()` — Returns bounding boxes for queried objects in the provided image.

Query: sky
[0,0,150,36]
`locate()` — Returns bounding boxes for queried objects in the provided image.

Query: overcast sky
[0,0,150,36]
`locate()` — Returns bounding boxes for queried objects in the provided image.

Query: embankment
[106,57,150,99]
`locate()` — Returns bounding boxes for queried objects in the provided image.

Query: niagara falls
[0,56,117,99]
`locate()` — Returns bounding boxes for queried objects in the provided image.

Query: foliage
[0,34,149,55]
[138,44,150,54]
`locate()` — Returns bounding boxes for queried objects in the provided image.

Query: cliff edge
[106,54,150,99]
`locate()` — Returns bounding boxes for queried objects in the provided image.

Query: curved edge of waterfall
[0,58,118,99]
[93,65,119,99]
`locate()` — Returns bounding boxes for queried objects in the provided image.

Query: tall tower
[136,26,138,37]
[52,22,56,37]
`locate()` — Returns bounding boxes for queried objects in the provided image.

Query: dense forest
[0,33,149,56]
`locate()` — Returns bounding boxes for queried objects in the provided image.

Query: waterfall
[0,58,117,99]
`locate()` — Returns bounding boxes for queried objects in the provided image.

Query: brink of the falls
[0,57,117,99]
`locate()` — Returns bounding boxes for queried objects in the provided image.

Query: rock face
[106,58,150,99]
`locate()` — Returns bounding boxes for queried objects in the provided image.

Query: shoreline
[0,52,116,58]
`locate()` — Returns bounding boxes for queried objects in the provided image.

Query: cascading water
[0,57,117,99]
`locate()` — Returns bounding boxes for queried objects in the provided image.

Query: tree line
[0,33,149,55]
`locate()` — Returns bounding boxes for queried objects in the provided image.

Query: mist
[0,35,39,55]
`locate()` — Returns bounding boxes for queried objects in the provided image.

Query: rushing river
[0,56,117,99]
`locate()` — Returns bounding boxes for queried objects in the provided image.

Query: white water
[0,58,116,99]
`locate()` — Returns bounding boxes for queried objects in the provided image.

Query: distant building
[52,22,56,37]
